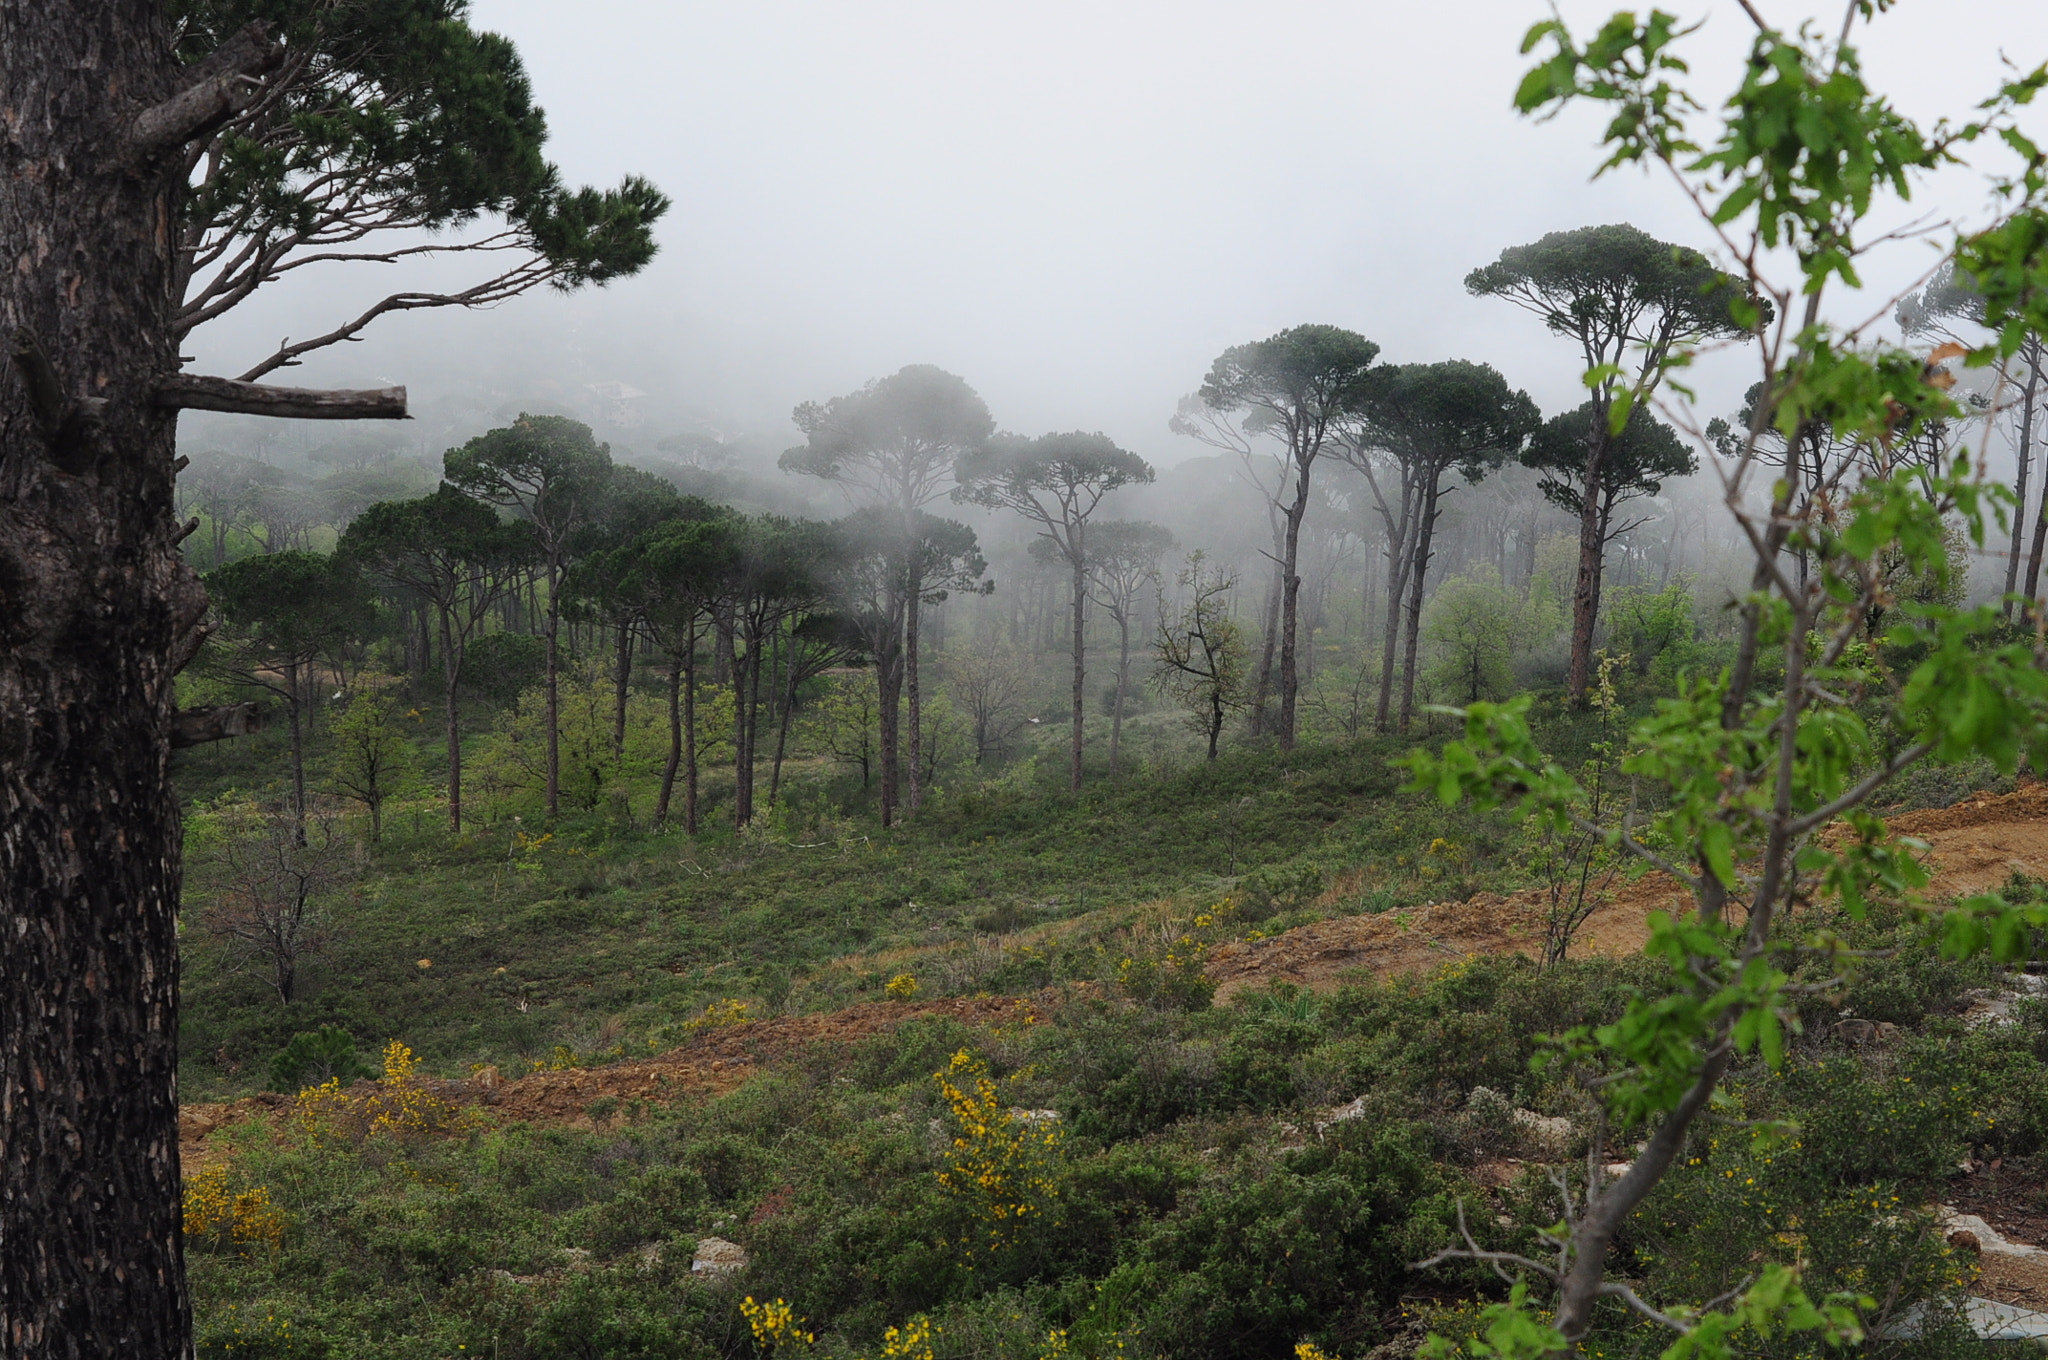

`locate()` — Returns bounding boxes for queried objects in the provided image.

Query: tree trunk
[1,5,201,1352]
[656,658,681,828]
[1398,476,1445,732]
[1069,543,1086,791]
[769,668,798,809]
[440,607,464,834]
[1278,503,1306,751]
[1566,424,1611,705]
[877,638,903,828]
[2017,343,2045,609]
[906,578,924,814]
[1375,512,1416,732]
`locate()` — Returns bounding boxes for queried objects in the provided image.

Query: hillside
[173,720,2048,1359]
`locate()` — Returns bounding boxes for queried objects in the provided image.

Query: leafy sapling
[1406,6,2048,1357]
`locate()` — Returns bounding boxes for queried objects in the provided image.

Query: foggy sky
[187,0,2048,468]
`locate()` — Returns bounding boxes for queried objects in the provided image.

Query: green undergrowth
[184,926,2046,1360]
[175,719,1547,1101]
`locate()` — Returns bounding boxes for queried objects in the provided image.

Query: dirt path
[179,994,1039,1170]
[1208,782,2048,1002]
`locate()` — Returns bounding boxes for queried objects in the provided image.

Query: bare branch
[154,374,408,421]
[1596,1279,1693,1333]
[233,260,557,381]
[1412,1200,1564,1284]
[1566,811,1705,897]
[170,702,264,749]
[1787,741,1935,835]
[129,22,283,156]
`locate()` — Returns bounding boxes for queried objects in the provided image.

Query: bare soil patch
[1211,783,2048,1001]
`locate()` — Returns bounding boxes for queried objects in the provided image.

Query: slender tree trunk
[1,6,203,1350]
[1398,477,1445,731]
[612,619,633,761]
[877,638,903,828]
[906,578,925,813]
[769,677,797,810]
[656,658,681,828]
[1376,510,1416,732]
[1566,426,1611,705]
[2017,344,2046,608]
[543,556,561,817]
[1069,544,1086,791]
[440,608,465,834]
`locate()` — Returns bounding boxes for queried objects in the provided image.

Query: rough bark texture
[1,3,199,1354]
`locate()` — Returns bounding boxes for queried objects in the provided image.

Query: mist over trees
[10,0,2048,1350]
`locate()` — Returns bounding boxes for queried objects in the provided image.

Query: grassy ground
[171,675,2048,1360]
[174,704,1540,1102]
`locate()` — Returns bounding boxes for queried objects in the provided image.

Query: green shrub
[268,1026,374,1094]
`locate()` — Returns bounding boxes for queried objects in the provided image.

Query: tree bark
[1397,475,1445,731]
[1375,499,1417,732]
[770,667,798,809]
[2017,342,2045,609]
[153,374,406,420]
[2,6,201,1352]
[611,619,633,764]
[877,636,903,828]
[1565,422,1611,704]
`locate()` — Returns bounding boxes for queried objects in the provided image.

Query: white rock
[1511,1109,1575,1160]
[691,1236,749,1276]
[1315,1095,1369,1135]
[1940,1208,2045,1258]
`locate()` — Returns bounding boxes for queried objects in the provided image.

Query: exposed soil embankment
[1209,782,2048,1002]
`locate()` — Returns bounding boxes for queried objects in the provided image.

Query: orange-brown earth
[182,785,2048,1160]
[1209,782,2048,1002]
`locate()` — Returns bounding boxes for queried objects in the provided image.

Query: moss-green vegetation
[173,682,2048,1360]
[184,922,2040,1360]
